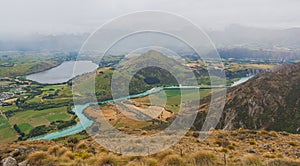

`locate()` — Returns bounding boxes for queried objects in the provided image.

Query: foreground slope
[0,130,300,166]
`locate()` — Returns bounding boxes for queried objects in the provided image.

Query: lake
[26,61,99,84]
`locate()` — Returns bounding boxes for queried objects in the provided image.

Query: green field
[9,106,72,134]
[162,89,211,113]
[17,123,33,135]
[0,51,74,77]
[0,116,18,143]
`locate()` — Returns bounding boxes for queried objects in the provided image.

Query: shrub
[242,154,263,166]
[48,146,60,157]
[220,148,228,153]
[142,157,158,166]
[260,130,269,135]
[58,147,68,157]
[228,145,235,150]
[161,155,184,166]
[191,151,217,166]
[75,151,92,160]
[263,154,276,159]
[63,151,75,160]
[93,155,118,166]
[214,140,222,146]
[76,142,88,150]
[27,151,53,166]
[249,140,256,145]
[269,131,278,137]
[288,142,297,146]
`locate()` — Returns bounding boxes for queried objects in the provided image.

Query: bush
[27,151,53,166]
[191,151,217,166]
[249,140,256,145]
[48,146,60,157]
[263,154,276,159]
[76,142,88,150]
[92,155,118,166]
[62,151,75,160]
[75,151,92,160]
[142,158,158,166]
[288,142,297,146]
[161,155,184,166]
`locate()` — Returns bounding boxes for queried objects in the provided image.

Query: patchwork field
[8,106,72,135]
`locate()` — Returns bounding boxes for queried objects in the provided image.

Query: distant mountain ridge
[2,25,300,52]
[194,62,300,133]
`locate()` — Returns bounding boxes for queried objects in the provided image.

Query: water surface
[26,61,98,84]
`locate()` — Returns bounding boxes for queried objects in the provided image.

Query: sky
[0,0,300,37]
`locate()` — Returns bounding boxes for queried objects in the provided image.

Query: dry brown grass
[90,154,118,166]
[267,158,300,166]
[242,154,263,166]
[190,151,217,166]
[27,151,54,166]
[1,130,300,165]
[161,154,184,166]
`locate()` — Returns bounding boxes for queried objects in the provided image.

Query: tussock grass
[242,154,263,166]
[267,158,300,166]
[27,151,54,166]
[190,151,217,166]
[91,154,118,166]
[161,154,184,166]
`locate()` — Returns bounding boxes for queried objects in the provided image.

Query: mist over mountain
[1,25,300,52]
[209,25,300,49]
[0,33,88,51]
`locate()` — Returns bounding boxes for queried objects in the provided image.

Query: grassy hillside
[0,130,299,166]
[194,62,300,133]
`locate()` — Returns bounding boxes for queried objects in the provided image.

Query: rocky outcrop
[1,157,17,166]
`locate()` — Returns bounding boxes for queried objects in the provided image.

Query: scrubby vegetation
[1,130,299,166]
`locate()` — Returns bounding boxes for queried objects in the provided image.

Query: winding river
[27,61,255,140]
[30,75,255,141]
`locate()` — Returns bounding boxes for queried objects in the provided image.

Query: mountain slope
[194,63,300,133]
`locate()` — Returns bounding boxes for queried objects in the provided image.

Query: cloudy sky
[0,0,300,37]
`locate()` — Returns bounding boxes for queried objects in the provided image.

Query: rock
[284,152,290,157]
[18,160,28,166]
[263,144,271,149]
[279,131,289,136]
[222,140,230,147]
[247,150,256,154]
[1,156,17,166]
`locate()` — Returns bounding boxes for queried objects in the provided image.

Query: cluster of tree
[56,117,77,130]
[41,89,60,99]
[17,101,72,110]
[13,124,25,141]
[16,115,78,141]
